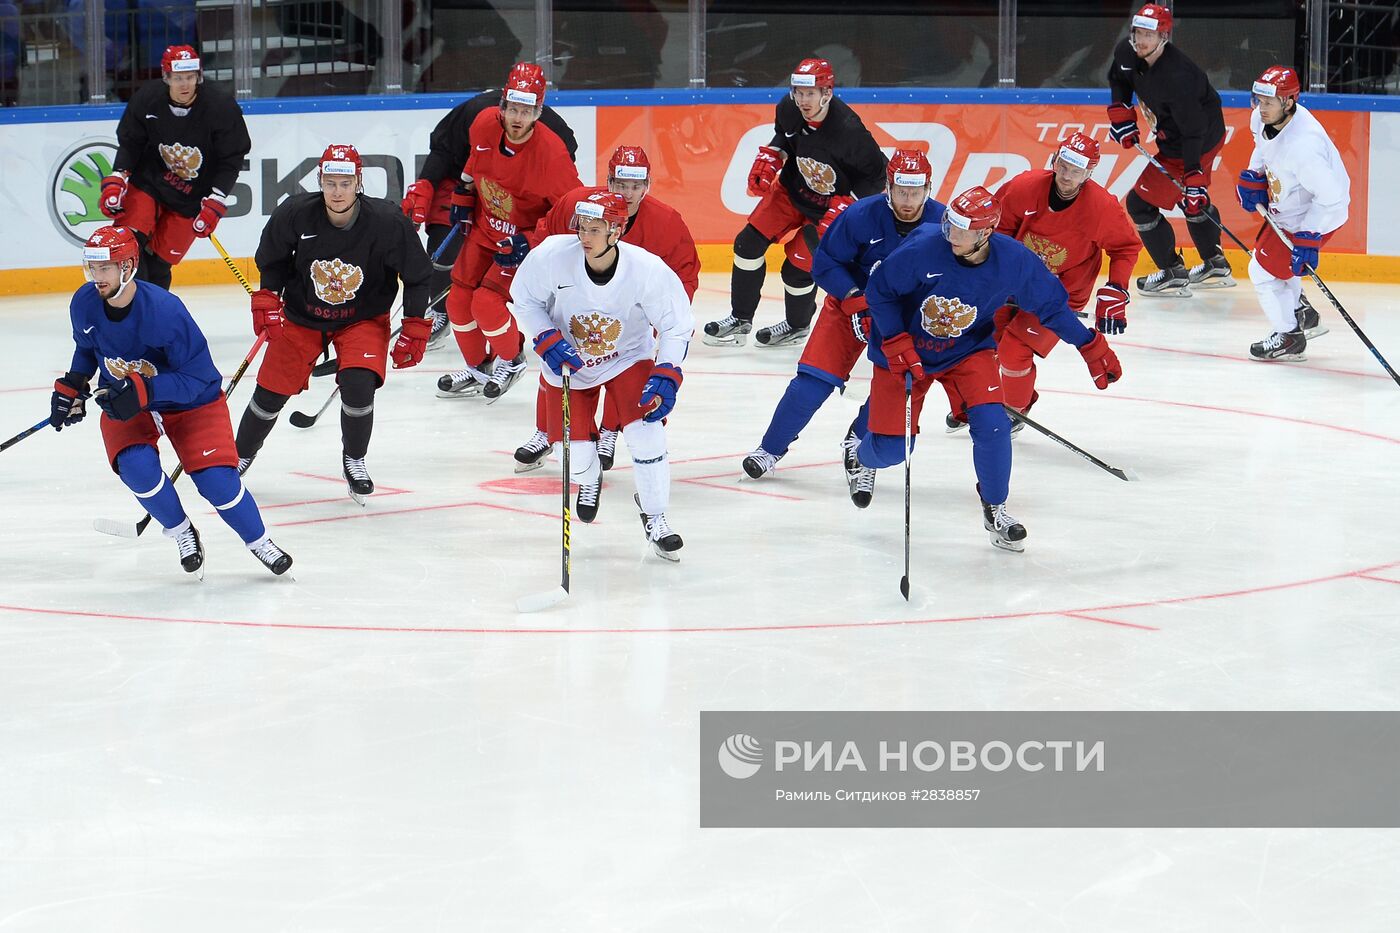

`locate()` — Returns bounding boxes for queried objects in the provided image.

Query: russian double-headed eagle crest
[479,178,514,221]
[568,312,623,357]
[105,357,157,380]
[158,142,202,181]
[920,293,978,338]
[797,156,837,196]
[310,258,364,305]
[1023,232,1068,273]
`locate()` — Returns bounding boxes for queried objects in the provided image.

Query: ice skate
[945,412,968,434]
[597,429,619,471]
[754,320,810,348]
[342,453,374,505]
[702,315,752,347]
[576,476,602,523]
[1187,252,1234,288]
[741,448,781,479]
[514,430,551,473]
[435,360,493,399]
[237,455,254,476]
[249,536,293,576]
[1296,295,1328,339]
[166,519,204,580]
[1136,262,1191,298]
[635,494,682,561]
[841,434,876,509]
[981,498,1027,553]
[426,307,451,350]
[1249,328,1308,362]
[483,352,529,403]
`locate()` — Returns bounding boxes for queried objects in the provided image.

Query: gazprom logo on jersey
[49,138,120,246]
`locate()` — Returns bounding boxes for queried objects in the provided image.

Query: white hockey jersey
[511,235,694,390]
[1247,103,1350,236]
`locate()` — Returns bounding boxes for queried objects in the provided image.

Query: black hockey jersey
[255,193,433,332]
[113,79,251,217]
[1107,39,1226,174]
[417,90,579,186]
[768,96,887,222]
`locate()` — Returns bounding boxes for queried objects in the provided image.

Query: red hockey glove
[746,145,783,197]
[1094,284,1129,335]
[1078,332,1122,389]
[401,178,434,226]
[818,195,856,237]
[250,289,285,341]
[1106,103,1140,150]
[391,315,432,369]
[100,172,129,218]
[191,191,227,238]
[841,292,871,343]
[1180,170,1210,217]
[881,333,925,382]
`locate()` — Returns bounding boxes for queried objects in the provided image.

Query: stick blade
[899,575,910,601]
[288,410,319,429]
[516,586,569,614]
[1113,466,1142,482]
[93,517,141,538]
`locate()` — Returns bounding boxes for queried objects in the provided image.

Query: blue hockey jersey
[67,281,223,412]
[865,227,1096,372]
[811,194,946,299]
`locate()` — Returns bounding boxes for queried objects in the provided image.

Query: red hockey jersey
[462,108,582,250]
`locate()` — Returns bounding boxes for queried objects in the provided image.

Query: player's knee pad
[189,465,245,510]
[1247,253,1283,288]
[734,224,771,263]
[791,365,842,396]
[114,444,163,494]
[568,440,600,483]
[966,402,1012,442]
[622,418,667,463]
[337,367,377,407]
[780,260,815,294]
[446,284,475,325]
[248,385,289,420]
[1125,190,1161,230]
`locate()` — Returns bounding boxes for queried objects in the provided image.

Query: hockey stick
[1,417,50,454]
[517,368,571,613]
[311,228,460,378]
[208,233,255,295]
[1134,143,1252,255]
[900,371,913,601]
[93,334,268,538]
[1255,206,1400,388]
[1004,405,1140,482]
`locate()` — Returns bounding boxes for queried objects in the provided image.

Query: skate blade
[701,333,748,348]
[1188,275,1236,289]
[1251,353,1308,363]
[754,334,809,349]
[514,457,549,474]
[988,531,1026,553]
[349,489,368,507]
[435,386,484,399]
[649,542,682,562]
[1136,286,1193,299]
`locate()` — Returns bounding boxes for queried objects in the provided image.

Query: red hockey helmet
[886,148,932,189]
[1131,4,1172,34]
[161,44,201,76]
[502,62,547,108]
[791,58,835,91]
[1055,131,1100,173]
[573,190,629,230]
[83,225,140,266]
[941,185,1001,238]
[608,145,651,182]
[1252,65,1302,102]
[319,144,362,177]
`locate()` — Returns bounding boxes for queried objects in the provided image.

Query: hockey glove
[640,364,683,423]
[449,184,475,234]
[533,329,584,376]
[1290,231,1323,275]
[401,178,434,226]
[1094,284,1129,335]
[95,373,150,422]
[492,234,531,268]
[1180,170,1210,217]
[1236,169,1269,213]
[391,315,432,369]
[880,333,925,382]
[818,195,856,238]
[1106,103,1140,150]
[1078,332,1122,390]
[841,292,871,344]
[49,372,90,431]
[99,172,129,218]
[250,289,285,341]
[191,190,227,238]
[747,145,784,197]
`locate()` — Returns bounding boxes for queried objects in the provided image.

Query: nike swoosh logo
[925,273,942,280]
[868,237,884,244]
[501,270,514,277]
[82,326,96,334]
[784,131,798,138]
[987,386,998,392]
[475,145,491,151]
[1024,210,1037,216]
[202,448,217,456]
[1119,65,1133,71]
[300,234,317,240]
[1026,328,1039,335]
[145,114,158,119]
[362,353,377,359]
[558,284,574,289]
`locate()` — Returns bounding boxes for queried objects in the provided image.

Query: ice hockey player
[400,83,579,347]
[703,57,887,349]
[100,45,252,290]
[739,149,945,510]
[435,62,583,401]
[511,192,694,560]
[233,144,434,502]
[501,145,700,474]
[945,132,1140,431]
[1106,4,1229,296]
[855,186,1123,552]
[1236,65,1350,362]
[50,225,292,577]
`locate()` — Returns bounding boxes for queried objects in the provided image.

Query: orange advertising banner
[597,102,1369,253]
